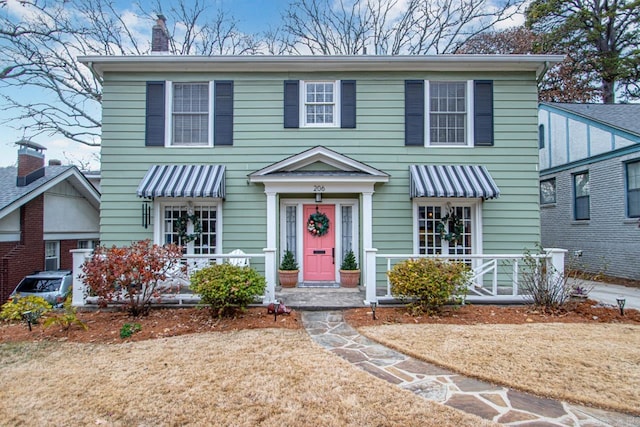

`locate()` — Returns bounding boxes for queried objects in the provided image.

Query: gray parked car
[10,270,73,307]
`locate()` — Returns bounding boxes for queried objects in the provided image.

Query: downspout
[536,61,551,83]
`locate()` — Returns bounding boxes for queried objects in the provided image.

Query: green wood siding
[100,71,540,256]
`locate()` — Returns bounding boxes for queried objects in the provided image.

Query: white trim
[425,80,474,148]
[154,198,223,255]
[165,81,215,148]
[279,198,359,282]
[249,146,389,179]
[412,198,482,255]
[299,80,340,128]
[45,240,60,270]
[43,232,100,241]
[0,233,20,242]
[80,54,564,77]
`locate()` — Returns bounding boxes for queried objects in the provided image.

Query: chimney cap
[15,139,47,152]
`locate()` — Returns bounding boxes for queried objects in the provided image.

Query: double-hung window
[301,81,339,127]
[45,241,60,270]
[405,79,491,147]
[171,82,210,146]
[573,172,590,220]
[627,161,640,218]
[428,81,468,145]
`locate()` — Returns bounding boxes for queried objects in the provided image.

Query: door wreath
[307,210,330,237]
[176,213,202,243]
[436,212,464,244]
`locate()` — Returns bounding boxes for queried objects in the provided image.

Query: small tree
[81,240,184,316]
[279,250,299,270]
[190,263,266,318]
[388,258,470,315]
[340,250,358,270]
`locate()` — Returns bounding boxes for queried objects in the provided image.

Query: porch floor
[275,286,367,310]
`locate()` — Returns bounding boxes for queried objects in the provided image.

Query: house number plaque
[313,185,325,193]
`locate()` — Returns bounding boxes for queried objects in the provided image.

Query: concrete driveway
[583,280,640,310]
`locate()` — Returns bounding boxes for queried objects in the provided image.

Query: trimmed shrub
[190,263,266,318]
[388,258,470,315]
[340,250,358,270]
[0,295,52,322]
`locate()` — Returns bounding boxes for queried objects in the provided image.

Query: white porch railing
[364,248,566,304]
[71,249,276,307]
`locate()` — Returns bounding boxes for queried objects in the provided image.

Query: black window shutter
[341,80,356,128]
[474,80,494,146]
[284,80,299,128]
[405,80,424,146]
[145,81,165,146]
[214,81,234,146]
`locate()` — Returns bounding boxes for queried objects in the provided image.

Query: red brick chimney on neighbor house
[151,15,169,53]
[16,139,46,187]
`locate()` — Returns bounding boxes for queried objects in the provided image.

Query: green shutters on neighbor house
[404,80,493,147]
[283,80,356,128]
[145,81,234,147]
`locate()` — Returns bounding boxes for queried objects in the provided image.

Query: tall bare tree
[0,0,258,147]
[280,0,527,55]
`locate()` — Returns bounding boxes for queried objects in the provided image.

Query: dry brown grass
[0,329,494,427]
[359,323,640,415]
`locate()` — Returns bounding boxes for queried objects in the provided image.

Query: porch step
[297,282,340,289]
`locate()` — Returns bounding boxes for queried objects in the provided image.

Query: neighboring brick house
[538,103,640,280]
[0,141,100,302]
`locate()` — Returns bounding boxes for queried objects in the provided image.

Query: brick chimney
[151,15,169,53]
[16,139,46,187]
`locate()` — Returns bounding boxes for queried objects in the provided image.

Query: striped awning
[136,165,225,198]
[409,165,500,199]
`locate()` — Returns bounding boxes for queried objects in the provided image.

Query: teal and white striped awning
[409,165,500,200]
[136,165,225,198]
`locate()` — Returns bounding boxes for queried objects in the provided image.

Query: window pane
[629,189,640,217]
[172,83,209,145]
[342,206,353,260]
[540,179,556,204]
[627,162,640,190]
[574,172,589,197]
[575,196,590,220]
[628,162,640,217]
[285,206,297,254]
[304,81,336,126]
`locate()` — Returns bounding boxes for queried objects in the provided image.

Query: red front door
[303,204,335,282]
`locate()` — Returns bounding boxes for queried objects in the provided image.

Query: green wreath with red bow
[307,210,330,237]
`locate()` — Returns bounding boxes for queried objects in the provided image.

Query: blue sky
[0,0,288,169]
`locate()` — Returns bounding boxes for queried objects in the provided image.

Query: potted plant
[278,250,299,288]
[339,250,360,288]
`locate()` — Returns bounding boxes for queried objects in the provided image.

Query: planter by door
[339,270,360,288]
[279,270,299,288]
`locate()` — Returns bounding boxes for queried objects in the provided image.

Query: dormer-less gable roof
[0,165,101,221]
[79,54,564,79]
[541,102,640,138]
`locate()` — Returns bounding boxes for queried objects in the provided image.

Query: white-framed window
[540,178,556,205]
[45,241,60,270]
[78,240,99,250]
[426,80,473,147]
[414,200,478,256]
[161,202,220,255]
[166,81,213,146]
[300,80,340,127]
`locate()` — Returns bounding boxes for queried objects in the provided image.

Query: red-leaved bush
[81,240,184,316]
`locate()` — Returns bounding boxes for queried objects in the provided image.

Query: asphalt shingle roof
[543,102,640,137]
[0,165,73,212]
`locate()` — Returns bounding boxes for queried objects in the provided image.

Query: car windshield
[16,278,62,293]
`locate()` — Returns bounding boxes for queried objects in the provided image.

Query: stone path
[301,311,639,427]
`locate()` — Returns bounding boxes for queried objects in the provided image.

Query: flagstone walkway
[301,311,639,427]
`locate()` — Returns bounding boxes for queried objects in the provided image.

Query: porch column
[264,191,277,303]
[70,249,92,307]
[362,191,376,302]
[545,248,567,302]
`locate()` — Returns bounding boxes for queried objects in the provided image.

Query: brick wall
[541,153,640,280]
[0,195,45,302]
[60,240,78,270]
[17,152,44,178]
